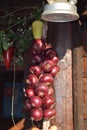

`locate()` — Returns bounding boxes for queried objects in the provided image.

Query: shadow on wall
[46,21,84,59]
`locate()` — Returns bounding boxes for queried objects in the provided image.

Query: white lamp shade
[41,2,79,22]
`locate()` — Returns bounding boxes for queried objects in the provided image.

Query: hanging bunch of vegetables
[24,20,60,130]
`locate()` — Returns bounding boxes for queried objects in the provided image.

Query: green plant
[0,5,43,66]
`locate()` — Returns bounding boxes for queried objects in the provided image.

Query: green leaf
[0,31,4,38]
[16,57,24,66]
[0,43,3,56]
[2,41,9,50]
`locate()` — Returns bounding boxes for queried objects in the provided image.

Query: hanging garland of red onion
[24,20,60,129]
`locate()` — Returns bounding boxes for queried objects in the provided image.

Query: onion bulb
[52,56,59,64]
[45,43,52,50]
[40,60,55,72]
[43,108,56,120]
[26,74,38,86]
[31,108,43,121]
[25,88,34,98]
[32,39,45,54]
[29,65,42,77]
[50,65,60,77]
[35,83,49,97]
[44,48,57,59]
[30,96,42,108]
[32,54,42,64]
[25,99,32,111]
[39,73,54,85]
[43,96,55,108]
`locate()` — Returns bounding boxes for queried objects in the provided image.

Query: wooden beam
[47,23,73,130]
[54,49,73,130]
[73,46,84,130]
[71,22,84,130]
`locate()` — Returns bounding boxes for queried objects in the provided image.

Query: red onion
[43,108,56,120]
[35,83,49,97]
[39,73,54,85]
[30,96,42,108]
[26,74,38,86]
[40,60,55,72]
[25,99,32,111]
[45,43,52,50]
[44,48,57,59]
[29,65,42,77]
[32,54,42,64]
[25,88,34,98]
[50,65,60,77]
[43,96,55,108]
[32,39,45,54]
[31,108,43,121]
[52,56,59,64]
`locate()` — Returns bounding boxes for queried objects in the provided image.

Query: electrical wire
[11,56,18,130]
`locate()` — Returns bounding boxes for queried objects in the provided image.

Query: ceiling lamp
[41,0,79,22]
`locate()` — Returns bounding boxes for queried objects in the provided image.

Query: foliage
[0,5,44,66]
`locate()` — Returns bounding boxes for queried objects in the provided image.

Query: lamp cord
[11,56,18,130]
